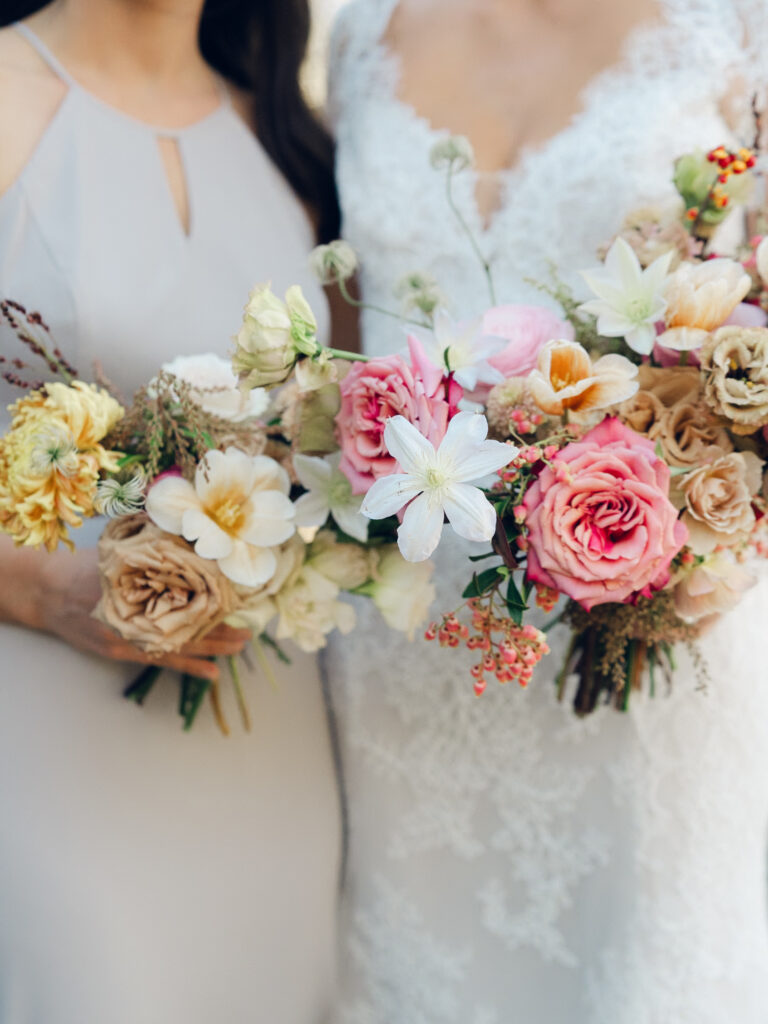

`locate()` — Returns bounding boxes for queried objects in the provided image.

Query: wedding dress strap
[13,22,77,87]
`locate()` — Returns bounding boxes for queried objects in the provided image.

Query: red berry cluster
[425,598,550,696]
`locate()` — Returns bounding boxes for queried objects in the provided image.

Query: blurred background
[305,0,348,108]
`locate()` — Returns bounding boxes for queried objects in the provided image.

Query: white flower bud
[429,135,474,173]
[310,240,359,284]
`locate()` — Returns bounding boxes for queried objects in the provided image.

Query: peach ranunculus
[673,549,756,622]
[523,417,688,610]
[528,339,639,416]
[482,304,575,380]
[336,335,461,493]
[681,451,764,553]
[95,514,238,655]
[657,257,752,351]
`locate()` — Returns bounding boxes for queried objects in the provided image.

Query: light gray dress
[0,25,339,1024]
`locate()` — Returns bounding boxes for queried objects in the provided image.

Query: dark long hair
[2,0,340,241]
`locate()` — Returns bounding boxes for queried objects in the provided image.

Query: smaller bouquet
[0,297,434,732]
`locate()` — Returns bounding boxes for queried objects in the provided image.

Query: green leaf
[468,550,497,562]
[179,674,211,731]
[504,575,529,626]
[462,566,505,599]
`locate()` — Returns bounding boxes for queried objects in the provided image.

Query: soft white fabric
[326,1,768,1021]
[0,25,339,1024]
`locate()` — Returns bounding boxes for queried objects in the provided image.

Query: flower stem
[325,347,369,363]
[555,631,578,702]
[445,167,497,306]
[209,676,231,736]
[123,664,163,705]
[179,673,211,731]
[251,636,279,692]
[336,277,424,328]
[227,654,252,732]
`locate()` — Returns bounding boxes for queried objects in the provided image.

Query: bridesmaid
[0,2,347,1022]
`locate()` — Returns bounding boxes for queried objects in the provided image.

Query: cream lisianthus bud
[310,240,358,285]
[232,283,320,390]
[429,135,474,172]
[756,236,768,289]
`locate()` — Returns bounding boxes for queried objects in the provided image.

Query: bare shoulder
[0,25,67,199]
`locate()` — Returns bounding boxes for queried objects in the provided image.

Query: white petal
[361,474,423,519]
[218,540,277,587]
[248,454,291,495]
[453,366,479,390]
[293,453,332,493]
[332,501,369,542]
[440,410,488,454]
[145,475,198,534]
[443,483,498,543]
[182,508,234,558]
[624,323,657,355]
[398,493,445,561]
[607,236,643,293]
[452,439,514,483]
[383,416,435,474]
[293,490,331,528]
[195,448,256,504]
[242,491,296,546]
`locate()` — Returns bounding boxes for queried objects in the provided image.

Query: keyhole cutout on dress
[157,136,191,237]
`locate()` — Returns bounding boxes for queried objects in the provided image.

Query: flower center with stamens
[208,490,247,535]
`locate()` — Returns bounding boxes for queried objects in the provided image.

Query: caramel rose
[95,514,238,655]
[700,326,768,434]
[617,389,665,435]
[681,451,764,553]
[648,402,732,470]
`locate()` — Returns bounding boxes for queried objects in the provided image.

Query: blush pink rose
[337,335,462,493]
[483,304,575,380]
[523,417,688,610]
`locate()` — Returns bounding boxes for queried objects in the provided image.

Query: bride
[326,0,768,1020]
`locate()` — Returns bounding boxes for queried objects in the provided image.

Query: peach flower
[681,451,763,553]
[528,339,638,416]
[523,418,688,610]
[657,258,751,351]
[336,335,461,493]
[673,549,755,622]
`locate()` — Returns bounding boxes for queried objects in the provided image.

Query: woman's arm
[0,535,249,680]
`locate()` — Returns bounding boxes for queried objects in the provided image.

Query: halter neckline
[13,21,231,138]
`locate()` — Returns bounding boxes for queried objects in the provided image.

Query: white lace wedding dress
[325,1,768,1021]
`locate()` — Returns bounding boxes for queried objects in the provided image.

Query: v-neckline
[373,0,667,240]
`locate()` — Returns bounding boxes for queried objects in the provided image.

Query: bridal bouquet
[233,138,768,715]
[0,298,434,730]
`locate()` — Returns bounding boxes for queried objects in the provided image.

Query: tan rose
[617,389,666,434]
[681,451,763,552]
[636,365,702,407]
[700,326,768,434]
[648,402,732,470]
[95,514,238,655]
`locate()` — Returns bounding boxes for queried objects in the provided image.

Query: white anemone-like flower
[161,353,268,421]
[293,452,369,542]
[361,411,515,561]
[413,310,506,390]
[145,448,296,587]
[579,237,672,355]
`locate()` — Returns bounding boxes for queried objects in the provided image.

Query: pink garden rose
[483,304,575,380]
[523,417,688,610]
[337,335,462,493]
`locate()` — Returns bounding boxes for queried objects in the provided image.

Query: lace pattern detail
[328,1,768,1020]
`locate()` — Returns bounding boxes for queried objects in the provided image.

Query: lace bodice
[326,1,768,1021]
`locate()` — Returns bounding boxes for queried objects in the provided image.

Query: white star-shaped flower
[293,452,369,542]
[579,237,672,355]
[361,411,515,561]
[413,310,506,390]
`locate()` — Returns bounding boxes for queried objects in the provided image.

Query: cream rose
[232,283,320,390]
[95,514,238,655]
[673,549,756,622]
[364,545,435,638]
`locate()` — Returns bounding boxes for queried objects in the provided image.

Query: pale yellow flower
[528,339,638,416]
[0,382,123,551]
[658,258,751,351]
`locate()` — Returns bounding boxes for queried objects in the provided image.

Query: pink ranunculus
[483,305,575,380]
[522,417,688,611]
[337,335,462,494]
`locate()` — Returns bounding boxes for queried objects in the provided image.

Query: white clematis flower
[145,448,296,587]
[413,310,506,390]
[579,236,672,355]
[361,411,515,561]
[293,452,369,542]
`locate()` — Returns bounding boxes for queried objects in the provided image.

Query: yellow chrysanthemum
[0,382,124,550]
